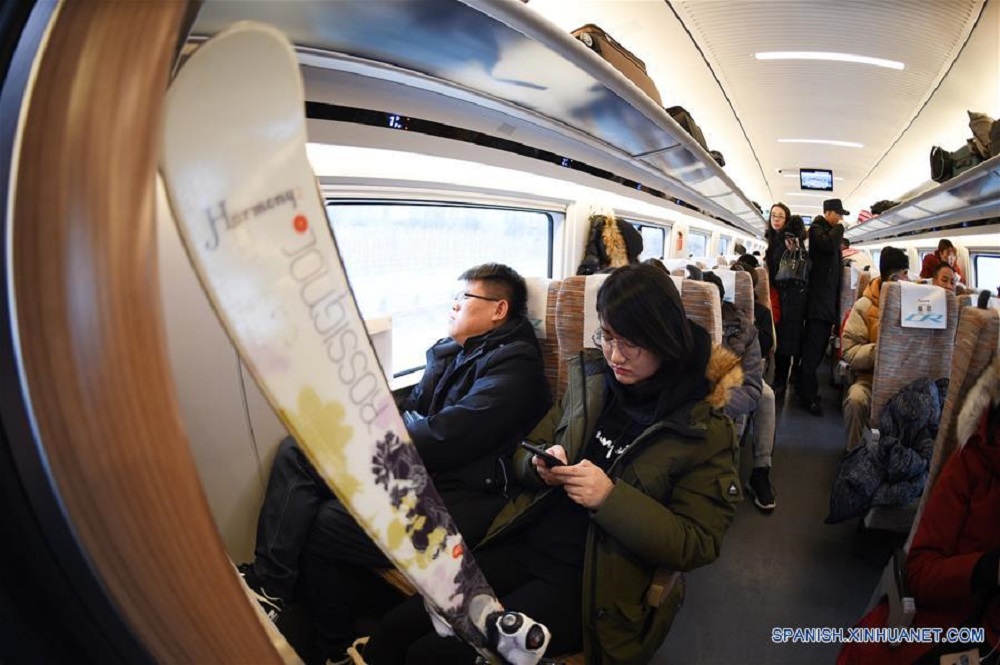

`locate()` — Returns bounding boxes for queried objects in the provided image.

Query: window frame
[972,250,1000,290]
[323,198,555,379]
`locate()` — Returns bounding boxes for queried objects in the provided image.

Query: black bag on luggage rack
[930,140,984,183]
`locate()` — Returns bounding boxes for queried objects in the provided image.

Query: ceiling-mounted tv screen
[800,168,834,191]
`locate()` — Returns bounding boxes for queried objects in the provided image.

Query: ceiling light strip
[754,51,905,70]
[779,138,864,148]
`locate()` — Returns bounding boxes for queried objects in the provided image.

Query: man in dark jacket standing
[799,199,847,416]
[238,264,551,660]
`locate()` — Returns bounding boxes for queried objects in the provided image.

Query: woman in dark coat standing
[765,204,808,398]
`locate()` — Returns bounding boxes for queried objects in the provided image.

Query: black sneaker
[746,467,776,512]
[237,563,285,623]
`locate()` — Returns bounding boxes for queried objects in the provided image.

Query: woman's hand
[549,460,614,509]
[532,445,569,486]
[784,236,798,252]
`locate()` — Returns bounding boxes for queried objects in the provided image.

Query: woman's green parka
[477,346,744,664]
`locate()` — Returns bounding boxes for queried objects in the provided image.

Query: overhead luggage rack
[846,154,1000,242]
[191,0,765,236]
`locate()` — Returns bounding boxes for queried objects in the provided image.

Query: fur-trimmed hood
[957,356,1000,447]
[706,343,743,410]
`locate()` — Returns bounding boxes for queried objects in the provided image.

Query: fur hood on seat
[706,343,744,410]
[957,356,1000,447]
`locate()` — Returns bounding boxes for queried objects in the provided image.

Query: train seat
[524,276,562,401]
[866,305,999,622]
[862,283,958,533]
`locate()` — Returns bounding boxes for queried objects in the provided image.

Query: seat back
[754,267,770,314]
[554,275,609,401]
[680,279,722,345]
[555,275,720,400]
[905,306,999,549]
[856,270,871,303]
[732,270,754,324]
[524,277,562,400]
[869,283,959,427]
[840,266,863,322]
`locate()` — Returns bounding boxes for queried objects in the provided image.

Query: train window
[325,202,553,376]
[973,253,1000,289]
[634,223,665,261]
[688,231,709,258]
[870,248,881,273]
[719,236,731,256]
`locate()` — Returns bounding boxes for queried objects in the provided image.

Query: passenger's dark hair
[842,237,851,248]
[459,263,527,317]
[936,239,955,255]
[703,271,725,300]
[736,253,759,269]
[642,257,669,274]
[931,261,954,279]
[879,246,909,279]
[596,264,692,372]
[978,289,992,309]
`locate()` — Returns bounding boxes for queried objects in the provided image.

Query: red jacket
[839,358,1000,664]
[920,251,964,282]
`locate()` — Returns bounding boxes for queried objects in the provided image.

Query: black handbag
[775,248,809,284]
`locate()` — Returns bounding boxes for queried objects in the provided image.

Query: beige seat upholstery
[906,306,999,547]
[680,279,723,345]
[856,270,871,303]
[866,307,999,618]
[524,277,562,400]
[862,283,958,533]
[555,275,722,401]
[840,266,860,323]
[754,267,770,314]
[868,283,959,428]
[554,274,609,402]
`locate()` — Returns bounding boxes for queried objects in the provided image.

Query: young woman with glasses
[764,203,808,399]
[363,264,743,664]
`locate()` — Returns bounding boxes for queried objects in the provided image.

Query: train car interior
[2,1,1000,663]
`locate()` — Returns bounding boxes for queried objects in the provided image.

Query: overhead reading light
[778,138,864,148]
[754,51,905,70]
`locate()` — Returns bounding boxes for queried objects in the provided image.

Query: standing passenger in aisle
[764,204,807,400]
[799,199,847,416]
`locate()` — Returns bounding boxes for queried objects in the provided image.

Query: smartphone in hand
[519,441,565,467]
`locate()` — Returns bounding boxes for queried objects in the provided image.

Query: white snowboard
[159,22,549,665]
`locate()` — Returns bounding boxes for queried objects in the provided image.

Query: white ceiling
[527,0,992,225]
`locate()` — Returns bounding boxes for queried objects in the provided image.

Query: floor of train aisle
[657,362,901,665]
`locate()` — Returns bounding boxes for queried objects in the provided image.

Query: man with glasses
[239,263,551,663]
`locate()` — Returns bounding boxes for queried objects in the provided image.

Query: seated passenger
[841,247,909,450]
[237,264,552,642]
[837,356,1000,664]
[702,266,777,512]
[362,264,743,665]
[920,238,964,284]
[841,237,873,272]
[931,261,956,292]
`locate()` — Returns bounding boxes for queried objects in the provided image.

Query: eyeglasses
[453,291,500,304]
[591,329,641,360]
